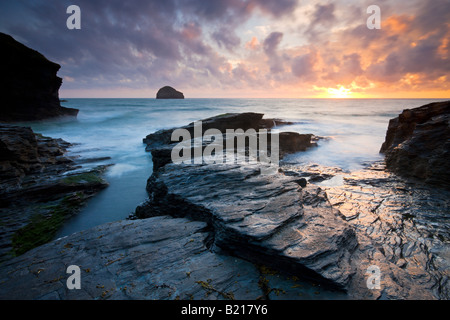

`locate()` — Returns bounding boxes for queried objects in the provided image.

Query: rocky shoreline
[380,101,450,189]
[0,124,109,263]
[0,104,449,300]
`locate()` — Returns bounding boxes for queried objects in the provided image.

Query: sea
[15,98,447,238]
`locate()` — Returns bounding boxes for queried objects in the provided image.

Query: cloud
[212,28,241,52]
[251,0,299,17]
[304,3,336,40]
[262,32,285,74]
[0,0,448,97]
[245,37,261,50]
[263,32,283,55]
[291,50,317,81]
[311,3,336,25]
[0,0,304,93]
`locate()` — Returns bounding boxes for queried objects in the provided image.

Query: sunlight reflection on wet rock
[320,162,450,299]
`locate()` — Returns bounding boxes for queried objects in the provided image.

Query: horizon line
[59,97,450,100]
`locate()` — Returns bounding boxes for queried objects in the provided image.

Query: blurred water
[16,98,446,236]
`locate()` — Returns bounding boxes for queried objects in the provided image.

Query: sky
[0,0,449,98]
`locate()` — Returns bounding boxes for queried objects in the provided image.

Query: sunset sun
[326,86,353,98]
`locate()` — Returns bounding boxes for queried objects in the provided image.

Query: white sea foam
[107,163,141,177]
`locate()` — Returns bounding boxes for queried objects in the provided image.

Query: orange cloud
[245,37,260,50]
[384,15,413,33]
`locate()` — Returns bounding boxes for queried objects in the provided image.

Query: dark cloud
[0,0,448,96]
[251,0,299,17]
[366,53,403,83]
[413,0,450,35]
[324,53,363,85]
[263,32,285,74]
[263,32,283,56]
[311,3,336,25]
[291,51,317,81]
[212,28,241,52]
[304,3,336,40]
[0,0,298,92]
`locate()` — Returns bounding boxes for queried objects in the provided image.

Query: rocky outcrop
[259,118,294,129]
[143,113,318,170]
[0,124,109,262]
[156,86,184,99]
[0,32,78,122]
[133,162,440,299]
[0,215,348,300]
[380,101,450,189]
[135,162,359,290]
[135,113,437,299]
[143,113,265,149]
[0,113,445,300]
[0,125,70,194]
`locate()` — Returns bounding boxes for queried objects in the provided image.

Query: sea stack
[0,32,78,122]
[156,86,184,99]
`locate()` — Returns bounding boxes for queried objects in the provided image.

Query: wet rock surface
[1,112,448,300]
[134,160,445,299]
[143,112,318,170]
[134,112,448,299]
[135,162,359,290]
[323,163,450,299]
[284,161,450,299]
[0,124,72,194]
[380,100,450,189]
[0,216,347,300]
[0,125,109,263]
[143,112,265,149]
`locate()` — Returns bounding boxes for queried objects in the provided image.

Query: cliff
[0,33,78,122]
[380,101,450,189]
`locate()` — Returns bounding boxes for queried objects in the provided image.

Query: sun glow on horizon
[326,86,352,98]
[311,85,369,99]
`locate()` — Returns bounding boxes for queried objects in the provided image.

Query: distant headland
[0,32,78,122]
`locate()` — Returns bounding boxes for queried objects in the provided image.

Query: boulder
[380,101,450,189]
[0,33,78,122]
[156,86,184,99]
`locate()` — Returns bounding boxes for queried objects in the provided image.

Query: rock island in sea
[156,86,185,99]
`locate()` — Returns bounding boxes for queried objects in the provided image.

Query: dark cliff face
[156,86,184,99]
[380,101,450,189]
[0,33,78,122]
